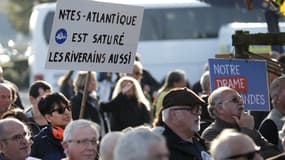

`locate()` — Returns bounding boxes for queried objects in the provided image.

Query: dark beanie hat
[162,87,205,109]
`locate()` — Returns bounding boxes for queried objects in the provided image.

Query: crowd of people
[1,52,285,160]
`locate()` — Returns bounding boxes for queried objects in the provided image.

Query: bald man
[0,118,33,160]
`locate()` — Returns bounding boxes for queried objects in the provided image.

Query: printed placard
[208,58,270,111]
[46,0,144,72]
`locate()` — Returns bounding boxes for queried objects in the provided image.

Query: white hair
[161,108,170,122]
[63,119,100,141]
[207,86,233,119]
[210,129,260,160]
[114,126,165,160]
[99,132,124,160]
[200,71,210,93]
[270,75,285,98]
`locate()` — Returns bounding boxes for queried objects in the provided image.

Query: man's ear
[274,95,280,104]
[215,104,224,114]
[29,96,36,105]
[44,114,53,123]
[62,141,69,151]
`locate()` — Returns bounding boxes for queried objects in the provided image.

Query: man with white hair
[99,131,123,160]
[202,86,281,158]
[62,119,100,160]
[0,118,33,160]
[161,87,211,160]
[210,129,263,160]
[114,126,169,160]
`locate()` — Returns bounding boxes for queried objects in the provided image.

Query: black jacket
[162,125,210,160]
[101,93,150,131]
[259,119,279,146]
[30,125,65,160]
[71,92,102,124]
[25,107,47,136]
[71,92,110,135]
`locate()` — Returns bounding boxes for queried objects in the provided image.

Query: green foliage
[8,0,33,35]
[2,58,29,89]
[8,0,56,35]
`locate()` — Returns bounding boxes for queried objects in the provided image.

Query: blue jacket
[30,125,65,160]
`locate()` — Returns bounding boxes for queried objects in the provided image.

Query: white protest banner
[46,0,144,73]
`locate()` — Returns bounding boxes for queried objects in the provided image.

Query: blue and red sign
[208,58,270,111]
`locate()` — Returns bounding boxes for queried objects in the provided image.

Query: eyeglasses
[223,150,260,160]
[221,96,243,104]
[171,106,202,115]
[51,105,71,114]
[67,138,99,146]
[0,132,31,143]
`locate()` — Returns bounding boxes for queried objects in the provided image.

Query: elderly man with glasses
[62,119,99,160]
[0,118,33,160]
[161,87,211,160]
[202,86,281,158]
[30,92,72,160]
